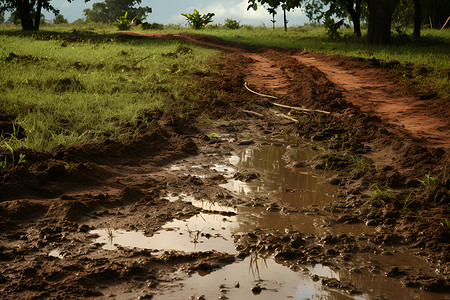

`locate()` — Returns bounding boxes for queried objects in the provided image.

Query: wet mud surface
[0,33,449,299]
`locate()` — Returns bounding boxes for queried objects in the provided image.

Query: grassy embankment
[0,30,221,157]
[195,26,450,98]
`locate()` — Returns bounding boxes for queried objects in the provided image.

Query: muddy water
[90,136,438,299]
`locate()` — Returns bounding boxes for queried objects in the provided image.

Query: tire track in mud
[294,54,450,150]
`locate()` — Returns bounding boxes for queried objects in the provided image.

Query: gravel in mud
[0,33,449,299]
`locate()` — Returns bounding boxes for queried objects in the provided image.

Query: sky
[35,0,309,26]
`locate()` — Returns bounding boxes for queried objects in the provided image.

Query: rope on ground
[270,102,331,115]
[244,82,278,100]
[244,82,331,115]
[242,109,264,118]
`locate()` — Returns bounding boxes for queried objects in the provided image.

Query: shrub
[181,9,215,29]
[141,22,164,30]
[113,12,132,31]
[224,18,240,29]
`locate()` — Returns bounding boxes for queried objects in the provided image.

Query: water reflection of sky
[227,143,337,209]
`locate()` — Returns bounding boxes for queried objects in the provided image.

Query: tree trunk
[367,0,399,44]
[34,0,43,30]
[413,0,421,37]
[345,0,362,36]
[17,0,34,30]
[283,8,287,32]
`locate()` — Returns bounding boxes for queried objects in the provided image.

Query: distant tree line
[0,0,151,29]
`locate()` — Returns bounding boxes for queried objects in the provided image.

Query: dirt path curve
[295,54,450,150]
[129,32,450,153]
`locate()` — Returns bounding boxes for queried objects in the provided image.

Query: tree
[0,0,59,30]
[367,0,399,43]
[0,9,5,23]
[267,5,278,29]
[304,0,363,36]
[181,9,214,29]
[83,0,151,24]
[248,0,300,30]
[53,13,68,24]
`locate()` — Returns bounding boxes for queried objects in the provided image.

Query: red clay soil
[0,32,449,299]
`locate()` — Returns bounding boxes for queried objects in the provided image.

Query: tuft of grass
[418,174,437,193]
[400,192,415,211]
[365,184,396,206]
[350,154,368,174]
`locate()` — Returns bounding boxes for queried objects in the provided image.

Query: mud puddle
[87,135,440,299]
[90,213,239,254]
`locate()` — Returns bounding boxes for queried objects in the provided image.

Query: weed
[207,133,218,140]
[400,192,415,211]
[419,174,437,193]
[365,184,396,206]
[200,113,213,125]
[249,246,268,279]
[316,145,330,155]
[105,222,115,245]
[443,218,450,230]
[224,18,240,30]
[113,12,133,31]
[350,154,368,174]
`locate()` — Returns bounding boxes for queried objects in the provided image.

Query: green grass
[0,30,221,152]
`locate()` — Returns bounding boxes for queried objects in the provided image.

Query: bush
[181,9,215,29]
[141,22,164,30]
[113,12,132,31]
[224,18,240,29]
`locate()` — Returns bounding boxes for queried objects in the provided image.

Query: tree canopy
[0,0,59,30]
[83,0,151,24]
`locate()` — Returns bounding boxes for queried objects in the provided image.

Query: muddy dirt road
[0,33,449,299]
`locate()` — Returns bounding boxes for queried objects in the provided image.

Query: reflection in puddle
[153,256,365,300]
[167,194,236,213]
[226,142,337,209]
[90,214,238,254]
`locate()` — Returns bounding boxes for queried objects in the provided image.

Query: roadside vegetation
[0,30,221,153]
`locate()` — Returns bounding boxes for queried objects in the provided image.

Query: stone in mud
[290,236,306,248]
[237,140,254,146]
[327,175,341,185]
[251,285,262,295]
[293,161,306,168]
[386,266,406,278]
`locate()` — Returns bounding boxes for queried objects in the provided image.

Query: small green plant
[181,9,215,29]
[350,154,368,174]
[0,127,26,169]
[207,133,218,140]
[224,18,240,29]
[443,218,450,230]
[365,184,396,206]
[113,12,132,31]
[401,192,415,211]
[418,174,437,193]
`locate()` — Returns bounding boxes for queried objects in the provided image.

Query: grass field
[0,30,221,153]
[0,23,448,155]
